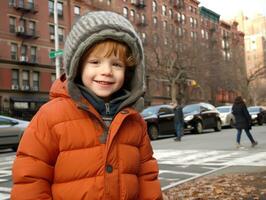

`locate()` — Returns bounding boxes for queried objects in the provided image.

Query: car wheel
[194,121,203,134]
[214,120,222,131]
[148,125,159,140]
[229,119,235,128]
[12,145,18,152]
[258,117,263,125]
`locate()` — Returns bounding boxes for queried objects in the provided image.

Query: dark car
[141,105,175,140]
[183,103,222,134]
[248,106,266,125]
[0,115,29,151]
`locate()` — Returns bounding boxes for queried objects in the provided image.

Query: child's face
[81,49,126,101]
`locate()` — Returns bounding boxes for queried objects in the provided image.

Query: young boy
[11,11,162,200]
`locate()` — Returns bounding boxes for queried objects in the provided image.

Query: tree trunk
[171,80,177,103]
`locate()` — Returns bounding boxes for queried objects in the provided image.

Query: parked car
[0,115,29,151]
[141,105,175,140]
[216,105,235,127]
[247,106,266,125]
[183,103,222,134]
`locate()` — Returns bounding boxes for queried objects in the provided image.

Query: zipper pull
[105,103,110,115]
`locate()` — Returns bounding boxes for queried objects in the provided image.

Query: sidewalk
[163,166,266,200]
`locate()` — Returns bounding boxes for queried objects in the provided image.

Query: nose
[101,62,113,76]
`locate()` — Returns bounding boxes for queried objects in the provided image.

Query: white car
[216,106,235,127]
[0,115,29,151]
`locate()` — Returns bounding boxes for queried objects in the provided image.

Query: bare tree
[246,65,266,104]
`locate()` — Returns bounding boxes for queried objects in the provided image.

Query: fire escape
[12,0,39,64]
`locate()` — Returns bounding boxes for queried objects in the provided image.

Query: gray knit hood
[63,11,145,111]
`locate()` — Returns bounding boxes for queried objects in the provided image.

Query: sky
[199,0,266,19]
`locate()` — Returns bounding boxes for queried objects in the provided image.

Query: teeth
[96,81,112,85]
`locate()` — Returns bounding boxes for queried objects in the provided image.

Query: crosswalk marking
[154,149,266,166]
[0,193,10,200]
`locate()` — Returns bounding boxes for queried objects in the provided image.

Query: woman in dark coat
[232,96,258,148]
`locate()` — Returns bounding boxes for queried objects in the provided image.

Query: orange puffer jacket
[11,79,162,200]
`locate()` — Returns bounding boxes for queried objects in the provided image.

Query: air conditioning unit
[50,35,55,40]
[16,26,25,33]
[20,56,28,62]
[22,85,30,91]
[11,84,19,90]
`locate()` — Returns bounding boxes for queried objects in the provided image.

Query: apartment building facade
[0,0,247,119]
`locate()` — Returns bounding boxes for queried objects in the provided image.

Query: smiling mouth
[94,80,114,85]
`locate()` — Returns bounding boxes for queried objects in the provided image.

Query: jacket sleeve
[138,119,163,200]
[11,109,59,200]
[243,105,252,124]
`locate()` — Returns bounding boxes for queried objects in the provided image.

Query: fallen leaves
[163,172,266,200]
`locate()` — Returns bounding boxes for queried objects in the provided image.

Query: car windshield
[183,104,200,114]
[248,107,259,112]
[141,107,158,117]
[217,107,231,113]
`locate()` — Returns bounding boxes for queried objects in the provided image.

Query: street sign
[49,49,63,59]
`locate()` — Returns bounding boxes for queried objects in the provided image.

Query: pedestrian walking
[232,96,258,148]
[11,11,162,200]
[171,102,184,141]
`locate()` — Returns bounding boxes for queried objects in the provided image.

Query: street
[0,125,265,199]
[152,125,266,190]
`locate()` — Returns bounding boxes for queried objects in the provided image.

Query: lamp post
[54,0,60,78]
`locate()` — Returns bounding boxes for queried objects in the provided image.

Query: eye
[113,61,125,68]
[88,59,99,65]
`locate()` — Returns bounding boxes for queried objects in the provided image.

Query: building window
[194,18,197,28]
[153,17,157,26]
[153,34,158,45]
[28,0,35,9]
[11,43,18,60]
[30,46,37,63]
[9,17,16,33]
[21,45,27,58]
[11,69,19,90]
[49,25,54,36]
[8,0,16,7]
[130,9,135,21]
[28,21,36,35]
[177,12,181,22]
[57,2,63,17]
[169,9,173,19]
[58,27,64,42]
[164,37,168,45]
[49,1,63,17]
[152,0,157,12]
[141,32,146,43]
[141,14,145,24]
[22,71,30,90]
[201,29,204,38]
[182,14,186,24]
[178,27,182,36]
[162,5,166,16]
[74,6,80,15]
[48,0,53,14]
[33,72,39,91]
[19,18,26,30]
[123,7,128,18]
[163,20,167,30]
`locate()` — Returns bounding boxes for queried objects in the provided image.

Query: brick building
[0,0,247,119]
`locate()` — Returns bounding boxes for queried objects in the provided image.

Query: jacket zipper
[105,103,110,116]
